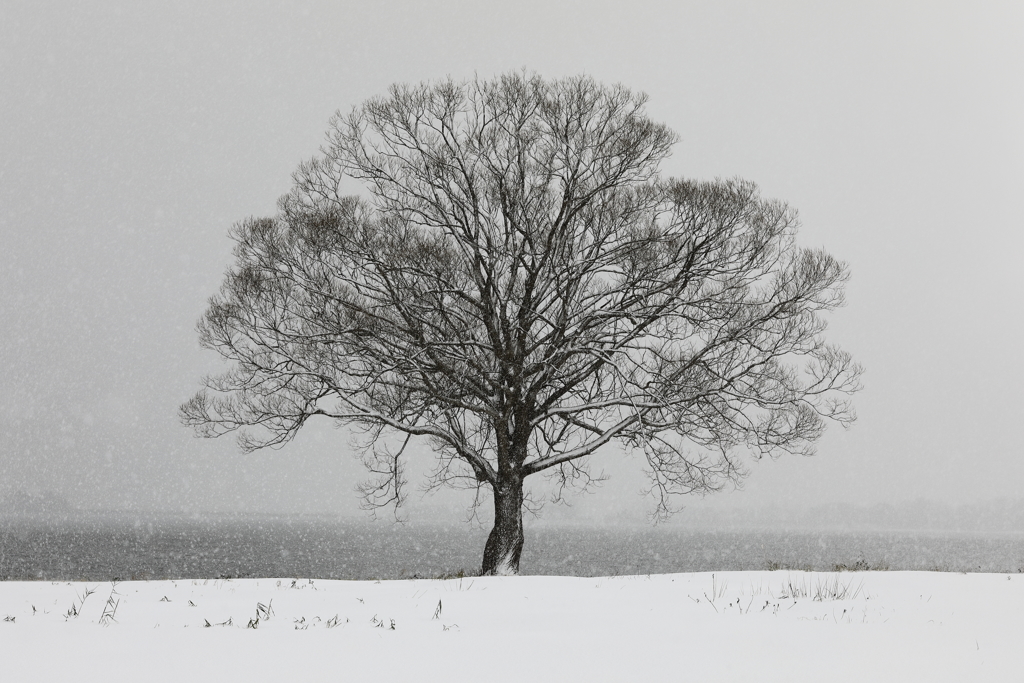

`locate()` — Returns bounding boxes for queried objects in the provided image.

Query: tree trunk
[481,477,525,576]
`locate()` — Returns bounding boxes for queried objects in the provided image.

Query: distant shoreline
[4,502,1024,536]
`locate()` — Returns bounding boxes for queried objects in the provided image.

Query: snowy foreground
[1,572,1021,681]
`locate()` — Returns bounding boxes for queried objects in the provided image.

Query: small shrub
[433,569,468,580]
[832,558,888,572]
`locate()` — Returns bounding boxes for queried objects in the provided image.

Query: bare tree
[181,72,862,575]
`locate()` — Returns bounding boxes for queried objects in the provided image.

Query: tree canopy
[182,72,862,574]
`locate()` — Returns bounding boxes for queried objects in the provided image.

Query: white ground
[1,571,1020,681]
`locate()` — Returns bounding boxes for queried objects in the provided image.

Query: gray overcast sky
[1,1,1022,521]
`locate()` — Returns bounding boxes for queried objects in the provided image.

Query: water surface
[3,515,1022,581]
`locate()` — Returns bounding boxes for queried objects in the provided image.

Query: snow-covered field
[1,571,1020,681]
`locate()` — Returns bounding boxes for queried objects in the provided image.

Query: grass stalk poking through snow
[248,600,275,629]
[99,582,121,626]
[65,586,96,620]
[702,574,729,612]
[775,574,863,602]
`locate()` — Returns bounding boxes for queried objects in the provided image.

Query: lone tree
[182,73,861,575]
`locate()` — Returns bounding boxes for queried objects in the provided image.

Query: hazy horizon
[6,484,1024,536]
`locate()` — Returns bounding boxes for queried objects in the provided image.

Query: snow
[1,571,1020,681]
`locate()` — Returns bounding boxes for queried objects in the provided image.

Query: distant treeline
[668,499,1024,534]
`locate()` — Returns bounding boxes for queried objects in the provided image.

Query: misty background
[2,1,1022,531]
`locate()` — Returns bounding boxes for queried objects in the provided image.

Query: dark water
[3,516,1024,581]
